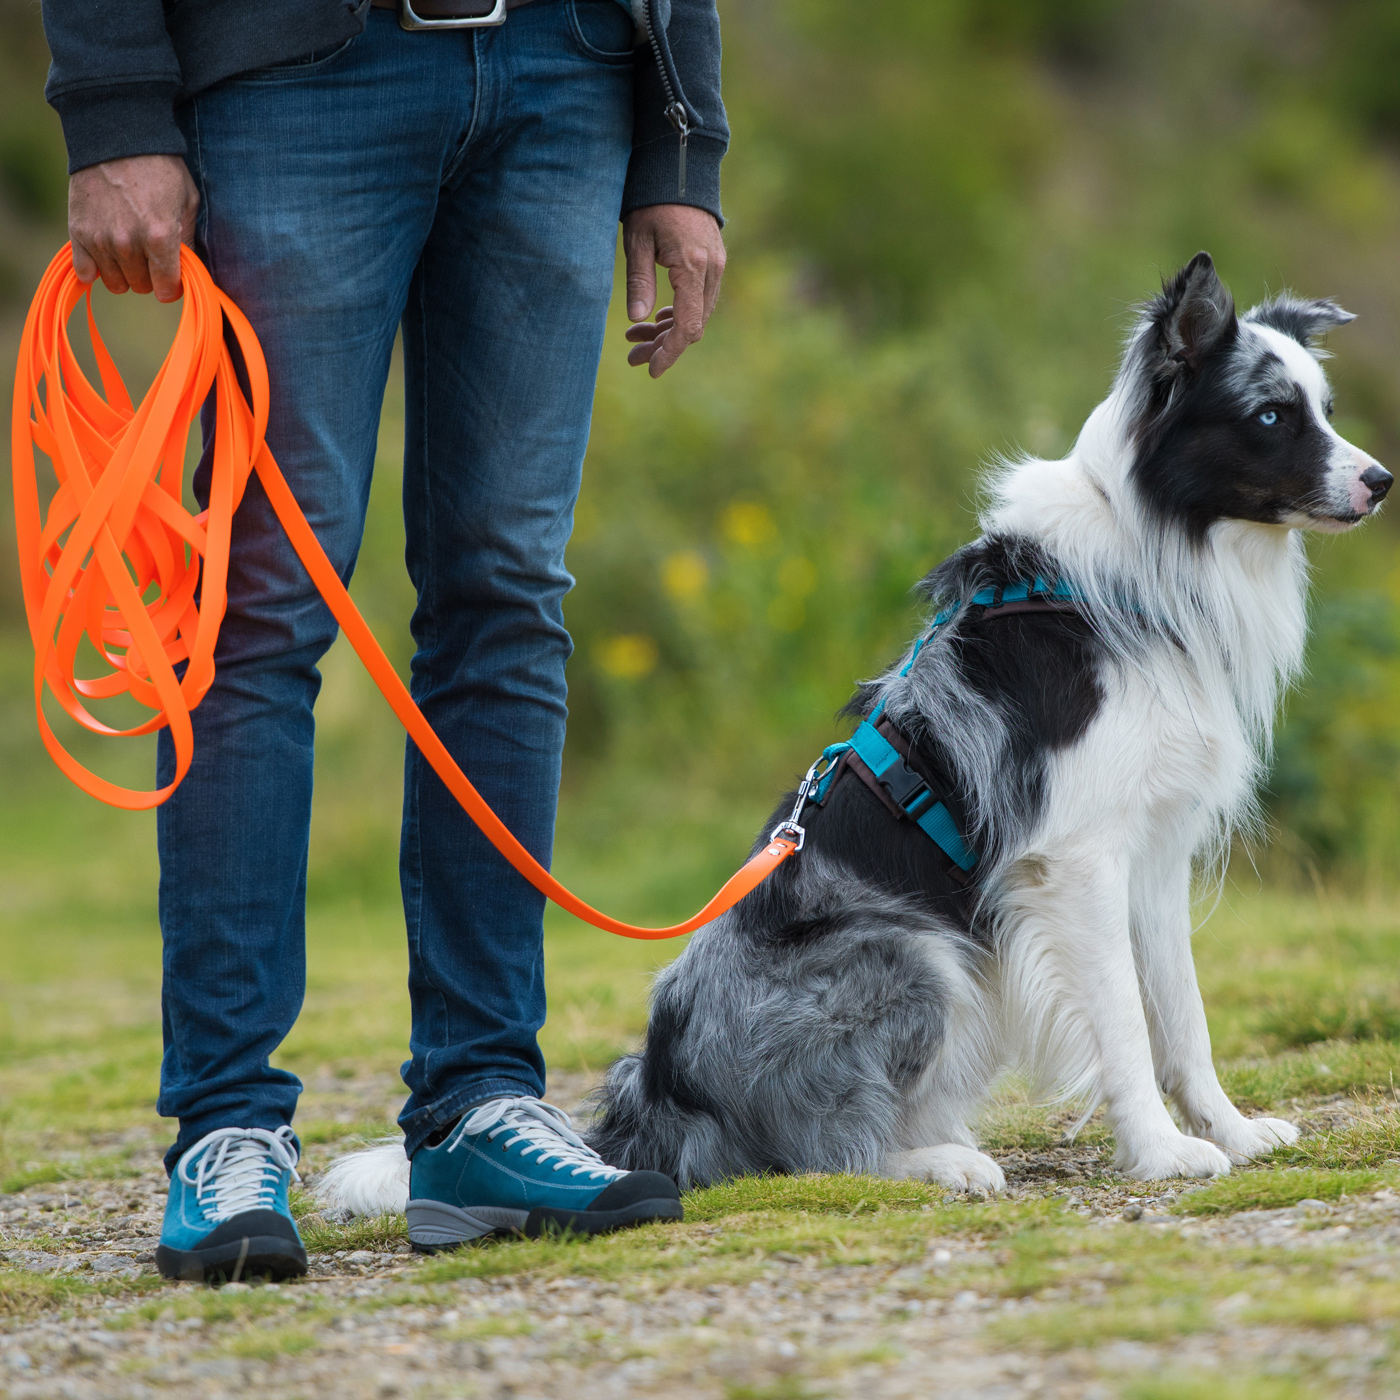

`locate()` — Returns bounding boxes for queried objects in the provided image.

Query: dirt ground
[2,1075,1397,1400]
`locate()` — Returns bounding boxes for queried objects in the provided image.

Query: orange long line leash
[10,245,798,939]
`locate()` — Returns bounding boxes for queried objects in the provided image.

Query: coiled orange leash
[11,244,799,939]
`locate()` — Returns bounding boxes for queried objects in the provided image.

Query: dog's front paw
[883,1145,1006,1195]
[1200,1114,1298,1164]
[1117,1133,1232,1182]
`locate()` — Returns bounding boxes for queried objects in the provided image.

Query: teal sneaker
[407,1097,682,1251]
[156,1126,307,1283]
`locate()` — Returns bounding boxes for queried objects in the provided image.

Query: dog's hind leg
[1131,853,1297,1163]
[882,964,1005,1193]
[881,1144,1006,1193]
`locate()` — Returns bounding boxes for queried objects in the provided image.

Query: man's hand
[622,204,726,378]
[69,155,200,302]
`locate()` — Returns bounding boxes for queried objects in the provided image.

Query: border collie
[318,252,1389,1215]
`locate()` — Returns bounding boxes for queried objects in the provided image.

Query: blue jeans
[155,0,636,1171]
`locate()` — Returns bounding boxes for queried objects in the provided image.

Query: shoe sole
[155,1236,308,1284]
[407,1196,684,1253]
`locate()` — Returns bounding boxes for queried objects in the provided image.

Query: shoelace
[177,1126,301,1223]
[449,1098,623,1182]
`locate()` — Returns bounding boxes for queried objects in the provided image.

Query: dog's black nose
[1363,464,1393,502]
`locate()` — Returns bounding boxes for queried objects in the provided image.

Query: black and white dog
[318,253,1389,1215]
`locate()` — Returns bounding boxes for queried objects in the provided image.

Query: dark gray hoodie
[40,0,728,221]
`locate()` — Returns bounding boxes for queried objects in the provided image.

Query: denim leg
[156,16,466,1171]
[396,2,635,1154]
[152,0,635,1169]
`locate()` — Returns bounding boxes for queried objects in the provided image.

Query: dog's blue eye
[1258,410,1279,426]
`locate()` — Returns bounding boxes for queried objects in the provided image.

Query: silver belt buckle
[398,0,507,29]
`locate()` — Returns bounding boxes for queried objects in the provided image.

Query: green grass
[1193,891,1400,1061]
[1123,1378,1322,1400]
[724,1381,828,1400]
[0,1267,164,1319]
[443,1314,537,1340]
[0,1154,140,1194]
[296,1210,407,1256]
[1001,1296,1215,1350]
[1255,991,1400,1049]
[1174,1167,1395,1215]
[408,1194,1056,1290]
[221,1325,321,1360]
[683,1173,953,1220]
[1241,1283,1400,1329]
[1281,1103,1400,1168]
[1217,1039,1400,1110]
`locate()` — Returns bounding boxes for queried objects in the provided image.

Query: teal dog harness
[774,576,1086,882]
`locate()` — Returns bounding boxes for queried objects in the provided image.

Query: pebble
[89,1254,138,1274]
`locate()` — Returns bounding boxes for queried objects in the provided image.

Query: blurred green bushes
[4,0,1400,894]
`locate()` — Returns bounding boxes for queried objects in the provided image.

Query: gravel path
[2,1088,1396,1398]
[2,1194,1396,1400]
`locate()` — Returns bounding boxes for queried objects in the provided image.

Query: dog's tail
[585,1052,725,1189]
[311,1138,411,1219]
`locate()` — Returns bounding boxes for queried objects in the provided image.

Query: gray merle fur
[587,529,1108,1187]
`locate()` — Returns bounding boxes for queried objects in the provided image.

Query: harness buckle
[768,819,806,852]
[876,754,937,822]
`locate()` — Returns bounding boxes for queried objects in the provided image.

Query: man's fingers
[619,205,725,376]
[70,240,100,286]
[90,245,132,296]
[649,268,704,377]
[114,238,155,296]
[625,307,676,369]
[624,233,658,322]
[65,156,200,300]
[669,264,705,341]
[702,246,725,324]
[624,307,675,343]
[155,168,198,299]
[148,230,185,303]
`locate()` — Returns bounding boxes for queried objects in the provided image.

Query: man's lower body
[151,0,675,1278]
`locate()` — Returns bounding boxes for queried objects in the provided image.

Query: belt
[370,0,537,27]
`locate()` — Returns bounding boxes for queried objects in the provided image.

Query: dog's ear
[1244,294,1356,351]
[1150,252,1238,374]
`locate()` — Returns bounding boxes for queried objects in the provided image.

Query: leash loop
[11,245,797,939]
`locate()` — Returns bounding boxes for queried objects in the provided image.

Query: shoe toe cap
[191,1208,302,1251]
[588,1170,680,1212]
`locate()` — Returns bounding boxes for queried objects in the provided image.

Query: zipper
[639,0,688,197]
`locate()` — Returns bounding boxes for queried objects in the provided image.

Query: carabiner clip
[768,818,806,852]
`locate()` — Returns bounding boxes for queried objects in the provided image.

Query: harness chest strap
[845,717,976,880]
[798,579,1088,883]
